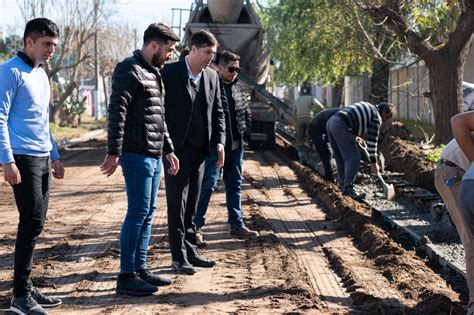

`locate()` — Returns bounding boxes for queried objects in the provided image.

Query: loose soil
[379,121,436,193]
[0,133,464,314]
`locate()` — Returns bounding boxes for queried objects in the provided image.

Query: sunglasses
[227,66,241,73]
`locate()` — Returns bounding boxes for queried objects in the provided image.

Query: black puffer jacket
[107,50,174,157]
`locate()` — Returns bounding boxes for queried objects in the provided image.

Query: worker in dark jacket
[326,102,395,201]
[100,23,180,296]
[308,108,341,182]
[194,50,258,246]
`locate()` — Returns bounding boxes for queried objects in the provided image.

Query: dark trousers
[12,155,51,297]
[310,132,334,181]
[327,116,360,192]
[164,147,205,263]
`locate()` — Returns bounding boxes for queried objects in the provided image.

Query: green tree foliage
[360,0,474,144]
[259,0,474,143]
[0,35,23,62]
[259,0,402,85]
[259,0,464,85]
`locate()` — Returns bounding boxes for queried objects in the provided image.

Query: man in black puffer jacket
[100,23,180,296]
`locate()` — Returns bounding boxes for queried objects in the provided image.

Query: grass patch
[396,119,435,141]
[50,115,106,142]
[425,144,445,163]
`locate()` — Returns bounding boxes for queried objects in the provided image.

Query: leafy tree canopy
[258,0,463,86]
[0,34,23,62]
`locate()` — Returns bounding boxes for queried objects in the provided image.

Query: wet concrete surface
[354,169,465,274]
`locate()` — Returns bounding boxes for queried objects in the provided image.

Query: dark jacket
[222,79,252,146]
[309,108,341,142]
[219,78,233,149]
[107,50,174,157]
[161,59,225,154]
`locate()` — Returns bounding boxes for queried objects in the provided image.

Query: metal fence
[389,61,434,125]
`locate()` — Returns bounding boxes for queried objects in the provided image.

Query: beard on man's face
[151,52,163,67]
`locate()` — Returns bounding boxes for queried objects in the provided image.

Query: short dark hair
[377,102,396,116]
[179,47,190,61]
[23,18,60,45]
[190,30,218,49]
[301,86,311,95]
[143,23,180,46]
[219,50,240,65]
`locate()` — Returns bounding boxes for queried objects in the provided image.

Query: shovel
[357,138,396,200]
[375,171,396,200]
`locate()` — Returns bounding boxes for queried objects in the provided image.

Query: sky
[0,0,194,37]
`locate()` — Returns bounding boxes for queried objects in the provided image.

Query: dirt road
[0,135,464,314]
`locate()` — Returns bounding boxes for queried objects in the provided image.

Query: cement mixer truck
[183,0,293,149]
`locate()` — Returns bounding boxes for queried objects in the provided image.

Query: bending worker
[308,108,341,182]
[326,102,395,201]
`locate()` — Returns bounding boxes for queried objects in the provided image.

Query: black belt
[441,160,462,169]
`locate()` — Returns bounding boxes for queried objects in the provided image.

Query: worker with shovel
[326,102,395,201]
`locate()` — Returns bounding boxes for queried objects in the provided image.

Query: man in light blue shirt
[0,18,64,314]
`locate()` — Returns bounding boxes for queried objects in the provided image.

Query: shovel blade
[383,183,396,200]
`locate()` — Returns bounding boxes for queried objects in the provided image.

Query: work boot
[343,188,366,201]
[230,226,259,239]
[10,293,47,314]
[116,272,158,296]
[297,151,307,165]
[195,228,208,248]
[323,173,335,183]
[137,269,173,286]
[31,288,62,308]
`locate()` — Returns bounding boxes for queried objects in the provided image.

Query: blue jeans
[194,145,244,229]
[119,152,162,273]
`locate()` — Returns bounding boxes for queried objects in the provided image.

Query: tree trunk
[331,81,343,107]
[49,104,61,124]
[102,74,109,114]
[370,59,389,105]
[427,44,471,145]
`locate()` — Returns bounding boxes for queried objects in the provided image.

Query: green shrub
[425,144,446,163]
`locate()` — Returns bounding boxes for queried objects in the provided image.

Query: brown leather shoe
[230,226,259,239]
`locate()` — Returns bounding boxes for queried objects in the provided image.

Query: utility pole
[171,7,191,41]
[94,0,101,120]
[134,28,137,50]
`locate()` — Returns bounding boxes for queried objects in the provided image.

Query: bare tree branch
[354,10,400,64]
[355,0,436,61]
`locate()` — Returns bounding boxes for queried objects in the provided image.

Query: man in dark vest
[161,30,226,275]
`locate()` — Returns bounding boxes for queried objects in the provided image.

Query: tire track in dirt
[243,151,351,313]
[258,151,413,312]
[1,136,333,313]
[275,144,465,314]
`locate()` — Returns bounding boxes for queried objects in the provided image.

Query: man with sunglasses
[194,50,259,245]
